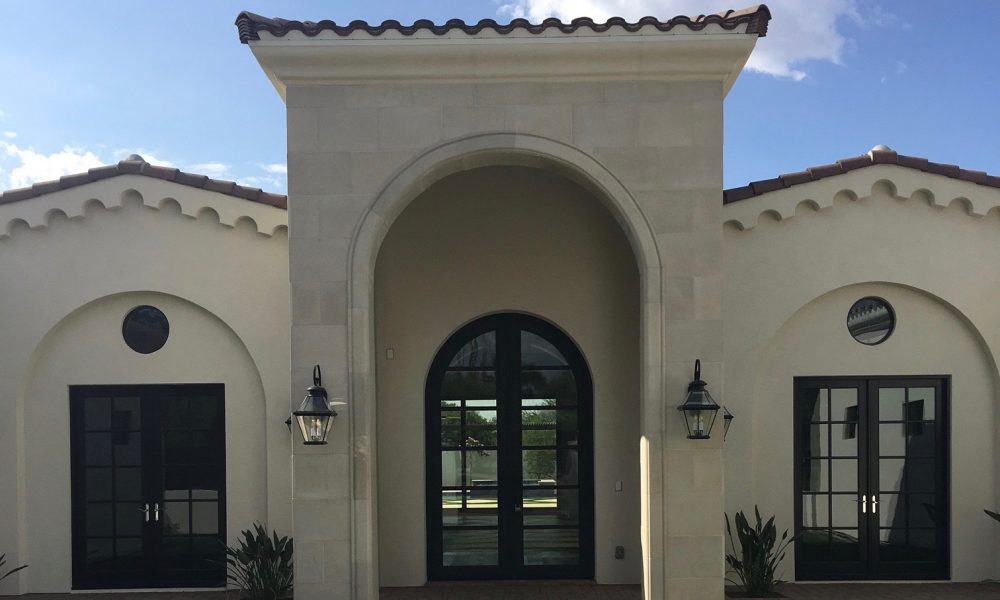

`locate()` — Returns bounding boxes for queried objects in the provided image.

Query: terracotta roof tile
[0,156,287,210]
[724,146,1000,204]
[235,5,771,43]
[779,171,812,186]
[806,164,843,179]
[749,178,785,194]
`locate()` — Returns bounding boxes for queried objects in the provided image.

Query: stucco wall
[0,178,290,594]
[373,166,640,586]
[723,168,1000,581]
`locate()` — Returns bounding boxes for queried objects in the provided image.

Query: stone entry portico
[240,8,772,598]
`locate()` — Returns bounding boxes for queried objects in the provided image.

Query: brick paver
[380,581,1000,600]
[775,582,1000,599]
[381,582,640,600]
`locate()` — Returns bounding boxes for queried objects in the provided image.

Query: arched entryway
[372,162,642,588]
[425,313,594,580]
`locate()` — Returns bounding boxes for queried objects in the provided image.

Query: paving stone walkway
[7,581,1000,599]
[381,582,640,600]
[381,581,1000,600]
[774,582,1000,599]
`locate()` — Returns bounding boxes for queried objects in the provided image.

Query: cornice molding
[247,25,760,97]
[0,177,288,240]
[723,165,1000,232]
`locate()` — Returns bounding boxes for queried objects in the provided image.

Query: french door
[425,313,594,580]
[794,377,949,580]
[70,385,226,589]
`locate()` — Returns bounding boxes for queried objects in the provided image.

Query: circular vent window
[847,297,895,345]
[122,305,170,354]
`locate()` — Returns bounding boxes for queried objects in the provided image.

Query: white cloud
[3,131,15,139]
[261,163,287,175]
[496,0,877,80]
[188,162,230,177]
[2,143,103,189]
[242,175,285,191]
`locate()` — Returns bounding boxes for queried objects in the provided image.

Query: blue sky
[0,0,997,194]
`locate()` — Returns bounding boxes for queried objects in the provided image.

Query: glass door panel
[795,383,866,578]
[437,332,501,568]
[871,382,947,577]
[519,345,582,567]
[72,394,150,588]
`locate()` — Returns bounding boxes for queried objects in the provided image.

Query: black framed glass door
[70,384,226,589]
[425,313,594,580]
[794,377,948,580]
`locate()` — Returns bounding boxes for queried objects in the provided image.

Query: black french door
[70,385,226,589]
[425,313,594,580]
[794,377,949,580]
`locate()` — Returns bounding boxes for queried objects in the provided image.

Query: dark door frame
[425,313,595,581]
[70,384,227,590]
[793,375,950,581]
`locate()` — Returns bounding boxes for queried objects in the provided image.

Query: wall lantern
[677,359,721,439]
[722,406,734,441]
[288,365,344,445]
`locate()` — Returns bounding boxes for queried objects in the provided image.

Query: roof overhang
[240,9,768,100]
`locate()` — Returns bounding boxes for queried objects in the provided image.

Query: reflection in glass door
[794,377,948,581]
[70,385,226,589]
[426,314,594,580]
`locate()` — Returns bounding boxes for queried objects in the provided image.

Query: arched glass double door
[425,313,594,580]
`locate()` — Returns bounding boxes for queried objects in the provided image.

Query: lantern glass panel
[683,408,718,439]
[296,413,333,445]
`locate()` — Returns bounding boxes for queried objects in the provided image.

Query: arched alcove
[345,134,664,598]
[373,165,641,587]
[18,291,269,593]
[749,282,997,582]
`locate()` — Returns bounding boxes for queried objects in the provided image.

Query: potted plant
[223,524,293,600]
[725,507,794,598]
[0,554,27,583]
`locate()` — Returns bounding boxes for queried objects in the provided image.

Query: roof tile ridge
[235,4,771,43]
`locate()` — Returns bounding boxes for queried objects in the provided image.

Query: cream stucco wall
[0,177,290,594]
[723,167,1000,581]
[373,166,640,586]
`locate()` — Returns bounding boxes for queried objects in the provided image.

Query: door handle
[858,495,866,514]
[871,495,878,514]
[154,502,160,522]
[138,503,150,522]
[514,503,522,513]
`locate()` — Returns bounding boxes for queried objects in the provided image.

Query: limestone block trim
[0,175,288,240]
[723,165,1000,231]
[345,133,665,600]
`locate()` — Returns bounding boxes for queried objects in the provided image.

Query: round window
[847,297,895,345]
[122,305,169,354]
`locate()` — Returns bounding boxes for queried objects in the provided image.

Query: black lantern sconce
[677,359,721,439]
[722,405,734,441]
[286,365,345,445]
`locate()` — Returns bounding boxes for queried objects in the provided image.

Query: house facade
[0,4,998,600]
